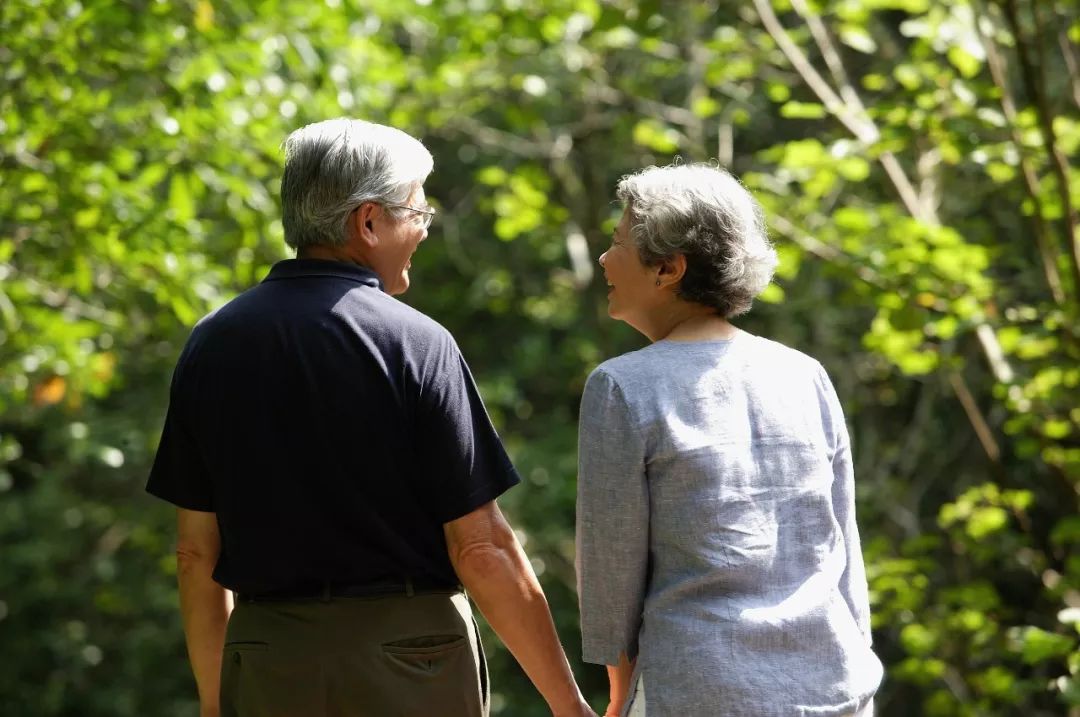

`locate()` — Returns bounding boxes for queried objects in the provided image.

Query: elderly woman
[576,163,883,717]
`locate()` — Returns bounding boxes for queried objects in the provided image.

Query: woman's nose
[598,251,607,267]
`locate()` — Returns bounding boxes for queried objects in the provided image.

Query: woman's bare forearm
[605,652,636,716]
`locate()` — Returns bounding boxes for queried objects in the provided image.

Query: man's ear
[352,202,382,247]
[658,253,687,288]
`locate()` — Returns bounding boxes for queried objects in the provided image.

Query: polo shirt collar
[264,259,384,290]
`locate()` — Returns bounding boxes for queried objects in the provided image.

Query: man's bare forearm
[452,530,591,716]
[176,509,231,713]
[177,551,232,714]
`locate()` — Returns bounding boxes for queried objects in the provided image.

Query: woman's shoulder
[737,333,824,373]
[588,342,675,384]
[594,332,818,372]
[586,333,829,398]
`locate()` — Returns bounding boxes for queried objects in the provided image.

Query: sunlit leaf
[780,101,827,119]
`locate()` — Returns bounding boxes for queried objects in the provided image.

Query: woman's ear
[658,254,688,288]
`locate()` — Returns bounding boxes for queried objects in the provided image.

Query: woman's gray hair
[281,118,434,249]
[616,163,778,317]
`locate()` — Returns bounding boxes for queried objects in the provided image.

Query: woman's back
[577,332,883,717]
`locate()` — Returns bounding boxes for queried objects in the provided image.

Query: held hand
[602,701,624,717]
[551,696,599,717]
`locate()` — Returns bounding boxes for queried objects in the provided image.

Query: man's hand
[445,500,592,717]
[177,508,232,713]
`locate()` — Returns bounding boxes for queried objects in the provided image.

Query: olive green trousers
[220,591,488,717]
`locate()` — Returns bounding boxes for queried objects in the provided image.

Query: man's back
[149,258,517,595]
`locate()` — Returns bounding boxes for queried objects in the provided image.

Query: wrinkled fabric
[577,333,883,717]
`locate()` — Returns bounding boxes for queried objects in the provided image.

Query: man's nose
[598,251,607,266]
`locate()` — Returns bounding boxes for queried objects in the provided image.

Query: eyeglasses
[386,203,436,229]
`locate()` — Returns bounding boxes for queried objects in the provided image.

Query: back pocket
[382,635,467,675]
[224,641,269,655]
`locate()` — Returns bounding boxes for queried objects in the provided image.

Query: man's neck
[297,244,363,266]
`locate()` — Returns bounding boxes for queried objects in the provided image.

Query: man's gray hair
[281,118,434,249]
[616,163,778,318]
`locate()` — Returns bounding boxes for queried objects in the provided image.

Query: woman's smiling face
[599,208,662,328]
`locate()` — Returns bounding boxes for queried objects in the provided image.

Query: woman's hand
[605,651,636,717]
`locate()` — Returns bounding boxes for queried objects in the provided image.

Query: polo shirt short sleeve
[412,331,519,524]
[147,345,214,512]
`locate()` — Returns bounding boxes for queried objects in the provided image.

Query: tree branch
[444,115,552,159]
[789,0,870,116]
[973,0,1066,305]
[751,0,878,145]
[586,81,701,129]
[948,371,1001,463]
[1002,0,1080,298]
[752,0,927,221]
[1058,28,1080,111]
[769,213,884,286]
[717,117,734,167]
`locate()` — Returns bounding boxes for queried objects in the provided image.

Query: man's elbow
[445,501,526,588]
[451,540,513,584]
[175,542,217,577]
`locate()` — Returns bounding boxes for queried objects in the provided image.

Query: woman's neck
[645,303,737,343]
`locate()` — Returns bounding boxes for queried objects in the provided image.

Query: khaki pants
[220,591,488,717]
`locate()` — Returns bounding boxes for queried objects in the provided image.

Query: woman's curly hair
[616,163,778,318]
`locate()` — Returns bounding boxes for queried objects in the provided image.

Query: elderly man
[147,118,594,717]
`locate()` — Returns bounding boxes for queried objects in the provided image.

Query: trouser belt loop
[405,577,415,597]
[321,581,332,603]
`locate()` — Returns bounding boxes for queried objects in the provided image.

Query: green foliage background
[2,0,1079,715]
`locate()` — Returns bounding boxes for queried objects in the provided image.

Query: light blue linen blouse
[576,333,883,717]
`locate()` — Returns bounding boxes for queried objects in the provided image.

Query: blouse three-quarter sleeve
[817,365,873,645]
[576,368,650,665]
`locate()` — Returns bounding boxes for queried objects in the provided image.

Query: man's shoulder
[182,280,462,376]
[195,279,447,335]
[184,284,262,338]
[380,294,448,334]
[350,290,456,348]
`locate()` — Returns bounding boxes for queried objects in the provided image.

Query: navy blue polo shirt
[147,258,520,594]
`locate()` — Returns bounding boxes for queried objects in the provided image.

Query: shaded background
[1,0,1078,714]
